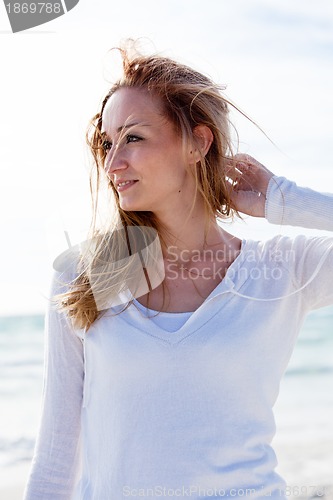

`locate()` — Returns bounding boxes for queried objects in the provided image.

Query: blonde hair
[55,44,241,332]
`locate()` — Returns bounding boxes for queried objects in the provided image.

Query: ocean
[0,314,44,469]
[0,306,332,486]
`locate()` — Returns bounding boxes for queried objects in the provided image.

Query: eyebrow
[101,122,150,135]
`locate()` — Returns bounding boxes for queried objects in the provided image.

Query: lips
[116,180,139,192]
[117,180,138,187]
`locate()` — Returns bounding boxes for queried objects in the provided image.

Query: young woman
[24,47,333,499]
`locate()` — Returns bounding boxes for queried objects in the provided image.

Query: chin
[120,202,148,212]
[122,208,150,214]
[119,198,153,213]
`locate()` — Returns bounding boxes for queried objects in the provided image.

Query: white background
[0,0,332,313]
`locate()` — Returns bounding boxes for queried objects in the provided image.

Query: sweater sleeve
[23,269,84,499]
[265,176,333,309]
[265,175,333,231]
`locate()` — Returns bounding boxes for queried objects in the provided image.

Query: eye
[102,139,112,152]
[126,134,142,144]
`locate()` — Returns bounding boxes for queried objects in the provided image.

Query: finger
[225,155,256,178]
[225,162,255,190]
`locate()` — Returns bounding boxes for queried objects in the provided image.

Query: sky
[0,0,333,314]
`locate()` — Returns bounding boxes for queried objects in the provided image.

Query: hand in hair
[226,154,274,218]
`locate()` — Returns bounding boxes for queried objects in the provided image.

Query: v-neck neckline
[116,238,253,345]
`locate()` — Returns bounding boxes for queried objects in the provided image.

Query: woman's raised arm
[229,154,333,310]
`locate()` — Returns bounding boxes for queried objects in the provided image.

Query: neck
[154,203,238,265]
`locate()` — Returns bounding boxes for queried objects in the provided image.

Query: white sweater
[24,176,333,500]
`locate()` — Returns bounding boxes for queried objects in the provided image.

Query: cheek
[172,155,191,181]
[165,167,190,193]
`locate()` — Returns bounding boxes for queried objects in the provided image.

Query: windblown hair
[54,43,242,332]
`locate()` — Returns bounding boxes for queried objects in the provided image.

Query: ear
[190,125,214,162]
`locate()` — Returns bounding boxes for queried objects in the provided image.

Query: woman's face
[101,87,196,216]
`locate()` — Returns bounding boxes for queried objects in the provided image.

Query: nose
[104,145,128,179]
